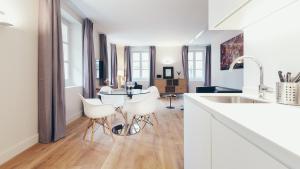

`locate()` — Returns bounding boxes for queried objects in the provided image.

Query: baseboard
[66,112,83,124]
[0,134,38,165]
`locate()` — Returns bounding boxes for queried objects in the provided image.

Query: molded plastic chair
[147,86,160,99]
[79,94,116,142]
[99,87,125,108]
[123,96,158,132]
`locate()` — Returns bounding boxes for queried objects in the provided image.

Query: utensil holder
[276,82,300,106]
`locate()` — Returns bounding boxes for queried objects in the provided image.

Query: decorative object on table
[126,81,135,96]
[163,66,174,79]
[220,33,244,70]
[176,71,181,79]
[276,71,300,106]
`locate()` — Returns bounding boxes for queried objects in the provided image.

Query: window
[62,20,71,85]
[132,49,150,81]
[188,50,205,81]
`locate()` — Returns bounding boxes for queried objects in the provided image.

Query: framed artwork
[220,33,244,70]
[163,67,174,79]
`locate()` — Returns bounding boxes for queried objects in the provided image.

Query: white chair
[99,87,126,121]
[131,86,159,101]
[99,87,125,108]
[147,86,160,99]
[123,96,158,133]
[147,86,160,123]
[79,95,116,142]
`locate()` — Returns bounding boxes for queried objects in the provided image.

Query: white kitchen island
[184,93,300,169]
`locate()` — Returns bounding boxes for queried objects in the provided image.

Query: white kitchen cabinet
[211,119,288,169]
[209,0,298,30]
[184,97,211,169]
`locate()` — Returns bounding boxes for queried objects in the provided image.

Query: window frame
[188,49,205,81]
[61,18,72,86]
[131,48,150,81]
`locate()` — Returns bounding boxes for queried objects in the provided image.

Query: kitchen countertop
[185,93,300,169]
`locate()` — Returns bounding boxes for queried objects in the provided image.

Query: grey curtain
[124,46,132,82]
[149,46,156,86]
[38,0,66,143]
[99,34,108,86]
[204,45,212,87]
[83,19,97,98]
[182,46,189,92]
[110,44,118,88]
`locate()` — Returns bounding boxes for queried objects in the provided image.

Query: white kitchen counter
[185,93,300,169]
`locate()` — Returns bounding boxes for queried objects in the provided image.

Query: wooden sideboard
[155,79,187,94]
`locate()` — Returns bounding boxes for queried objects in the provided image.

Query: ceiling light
[0,11,13,27]
[195,31,204,39]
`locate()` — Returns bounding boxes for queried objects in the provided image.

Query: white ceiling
[68,0,208,46]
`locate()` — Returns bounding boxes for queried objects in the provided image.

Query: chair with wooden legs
[79,95,116,143]
[123,96,158,133]
[147,86,161,124]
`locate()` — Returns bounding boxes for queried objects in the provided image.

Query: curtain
[83,19,97,98]
[124,46,132,82]
[38,0,66,143]
[204,45,212,86]
[110,44,118,88]
[149,46,156,86]
[182,46,189,92]
[99,34,108,86]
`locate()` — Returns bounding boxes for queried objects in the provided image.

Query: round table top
[98,89,150,96]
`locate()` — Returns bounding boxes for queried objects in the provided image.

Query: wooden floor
[0,98,183,169]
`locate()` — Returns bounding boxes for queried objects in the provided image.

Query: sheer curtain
[110,44,118,88]
[182,46,189,92]
[204,45,212,86]
[38,0,66,143]
[124,46,132,82]
[149,46,156,86]
[83,19,97,98]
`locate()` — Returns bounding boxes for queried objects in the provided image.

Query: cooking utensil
[278,71,285,82]
[286,72,292,82]
[295,75,300,83]
[292,72,300,82]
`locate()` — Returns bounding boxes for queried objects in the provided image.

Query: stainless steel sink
[201,96,269,103]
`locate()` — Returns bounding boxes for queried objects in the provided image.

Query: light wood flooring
[0,97,183,169]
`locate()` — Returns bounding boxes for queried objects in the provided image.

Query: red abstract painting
[220,33,244,70]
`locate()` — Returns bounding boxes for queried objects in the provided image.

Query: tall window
[188,50,205,81]
[132,49,150,81]
[62,20,71,85]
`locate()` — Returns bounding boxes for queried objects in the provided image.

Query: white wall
[156,46,184,79]
[210,31,244,90]
[115,45,205,92]
[65,87,83,124]
[61,4,84,124]
[0,0,38,165]
[243,1,300,94]
[114,46,183,88]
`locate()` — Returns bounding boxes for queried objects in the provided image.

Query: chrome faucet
[229,56,272,99]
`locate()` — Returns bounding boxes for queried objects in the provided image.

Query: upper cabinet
[209,0,299,30]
